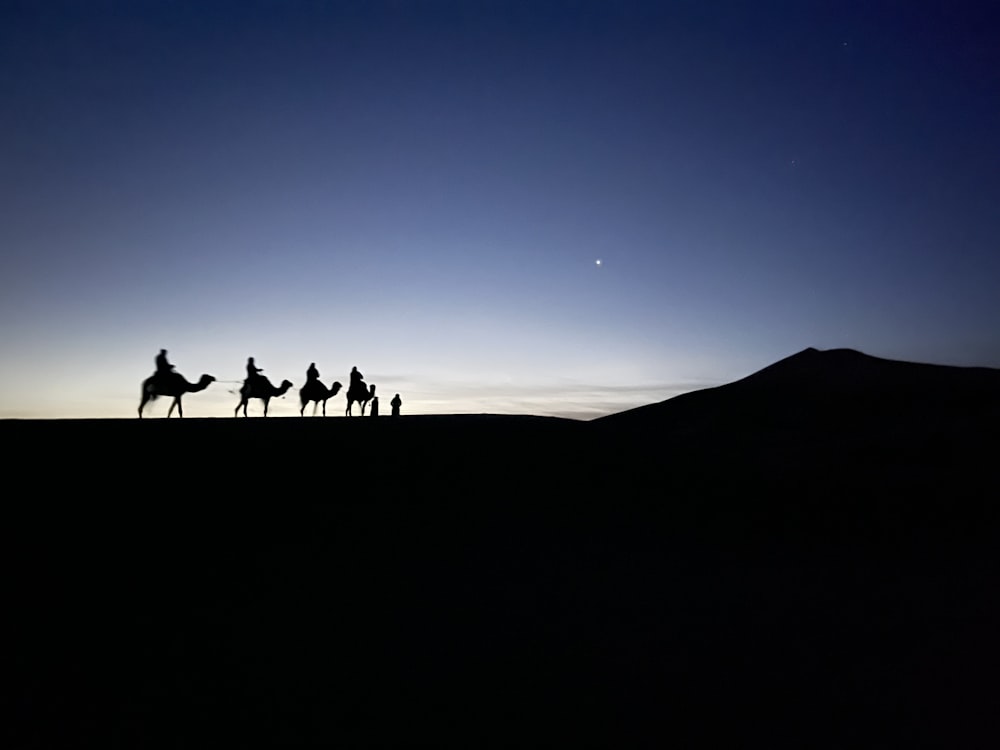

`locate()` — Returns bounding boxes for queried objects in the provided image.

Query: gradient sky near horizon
[2,1,998,419]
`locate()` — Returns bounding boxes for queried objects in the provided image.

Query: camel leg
[263,398,269,417]
[167,396,184,418]
[138,392,149,418]
[321,400,326,417]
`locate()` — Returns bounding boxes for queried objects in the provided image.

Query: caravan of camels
[138,350,397,418]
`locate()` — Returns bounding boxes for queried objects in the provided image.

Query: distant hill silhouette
[595,347,1000,435]
[589,347,1000,504]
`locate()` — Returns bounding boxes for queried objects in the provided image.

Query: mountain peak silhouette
[732,347,892,390]
[597,347,1000,431]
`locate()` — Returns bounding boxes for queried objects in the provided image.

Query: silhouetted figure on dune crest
[246,357,264,385]
[149,348,179,395]
[369,387,379,417]
[139,365,215,418]
[236,373,293,417]
[155,349,175,378]
[306,362,320,383]
[391,393,402,416]
[299,379,343,417]
[346,367,375,416]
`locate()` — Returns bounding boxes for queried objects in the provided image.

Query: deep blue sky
[2,1,998,418]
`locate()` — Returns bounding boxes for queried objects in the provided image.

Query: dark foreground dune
[6,349,1000,747]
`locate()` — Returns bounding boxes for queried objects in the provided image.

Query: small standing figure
[306,362,320,382]
[391,393,402,417]
[368,384,378,416]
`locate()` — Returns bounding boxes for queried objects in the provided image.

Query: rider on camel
[307,362,320,383]
[155,349,176,386]
[246,357,264,386]
[156,349,174,374]
[349,366,364,394]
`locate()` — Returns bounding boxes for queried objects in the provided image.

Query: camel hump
[157,370,183,389]
[243,374,274,393]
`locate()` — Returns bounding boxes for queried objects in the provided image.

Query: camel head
[185,374,216,392]
[330,381,343,395]
[278,379,294,396]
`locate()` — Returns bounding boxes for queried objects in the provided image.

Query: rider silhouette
[156,349,175,375]
[246,357,264,385]
[307,362,320,383]
[154,349,176,387]
[349,367,367,400]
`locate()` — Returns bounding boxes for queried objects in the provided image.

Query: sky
[1,0,998,419]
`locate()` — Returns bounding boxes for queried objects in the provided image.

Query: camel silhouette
[139,372,216,418]
[346,381,375,417]
[299,380,343,416]
[235,376,293,417]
